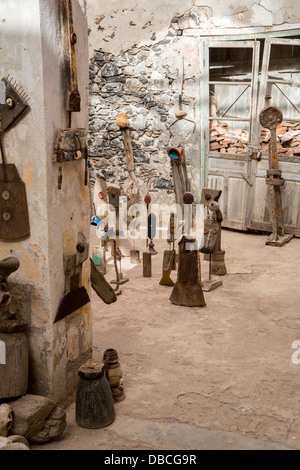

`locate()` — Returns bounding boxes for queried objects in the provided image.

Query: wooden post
[116,112,140,208]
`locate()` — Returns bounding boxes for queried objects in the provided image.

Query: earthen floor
[32,228,300,451]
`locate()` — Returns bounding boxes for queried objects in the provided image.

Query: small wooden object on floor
[76,362,115,429]
[159,250,175,287]
[170,236,206,307]
[143,251,152,277]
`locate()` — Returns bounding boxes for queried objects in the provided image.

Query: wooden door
[201,37,300,236]
[248,37,300,236]
[200,40,260,230]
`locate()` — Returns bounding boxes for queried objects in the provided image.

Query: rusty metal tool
[168,58,196,137]
[54,233,90,322]
[259,106,293,246]
[169,235,206,307]
[90,258,117,305]
[0,77,30,241]
[169,193,206,307]
[61,0,81,114]
[59,1,89,188]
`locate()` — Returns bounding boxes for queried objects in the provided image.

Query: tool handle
[84,148,88,186]
[0,131,8,181]
[0,131,6,164]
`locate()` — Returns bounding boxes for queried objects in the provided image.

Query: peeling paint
[31,297,49,326]
[12,246,43,284]
[21,158,34,190]
[87,0,300,57]
[63,228,75,256]
[1,0,92,404]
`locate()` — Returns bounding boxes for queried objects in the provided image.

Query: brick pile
[209,120,300,156]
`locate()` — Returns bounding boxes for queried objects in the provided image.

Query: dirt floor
[31,228,300,451]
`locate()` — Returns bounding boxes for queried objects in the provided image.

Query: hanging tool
[61,0,81,115]
[168,58,196,137]
[54,233,90,322]
[259,106,293,247]
[53,128,88,190]
[0,76,30,241]
[59,0,88,189]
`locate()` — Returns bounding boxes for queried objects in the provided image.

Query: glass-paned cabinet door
[202,40,260,158]
[257,37,300,158]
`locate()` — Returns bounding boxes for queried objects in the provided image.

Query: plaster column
[0,0,92,405]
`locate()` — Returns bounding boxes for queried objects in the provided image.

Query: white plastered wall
[0,0,92,404]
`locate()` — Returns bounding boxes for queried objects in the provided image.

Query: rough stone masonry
[88,11,202,207]
[87,0,300,207]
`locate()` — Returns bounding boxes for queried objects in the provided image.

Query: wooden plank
[209,81,252,85]
[184,26,300,40]
[207,153,249,161]
[263,37,300,47]
[250,220,300,237]
[199,38,209,186]
[208,117,250,122]
[206,40,258,48]
[207,159,248,171]
[227,177,247,223]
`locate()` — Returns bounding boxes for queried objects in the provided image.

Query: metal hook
[168,115,197,137]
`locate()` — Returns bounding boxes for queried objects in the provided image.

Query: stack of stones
[209,122,249,155]
[260,121,300,156]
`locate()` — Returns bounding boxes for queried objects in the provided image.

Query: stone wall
[86,0,300,205]
[88,33,201,205]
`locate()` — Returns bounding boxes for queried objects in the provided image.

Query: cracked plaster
[87,0,300,56]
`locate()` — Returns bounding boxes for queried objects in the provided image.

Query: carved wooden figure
[200,189,227,276]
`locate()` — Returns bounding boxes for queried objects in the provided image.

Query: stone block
[9,394,66,443]
[0,435,30,450]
